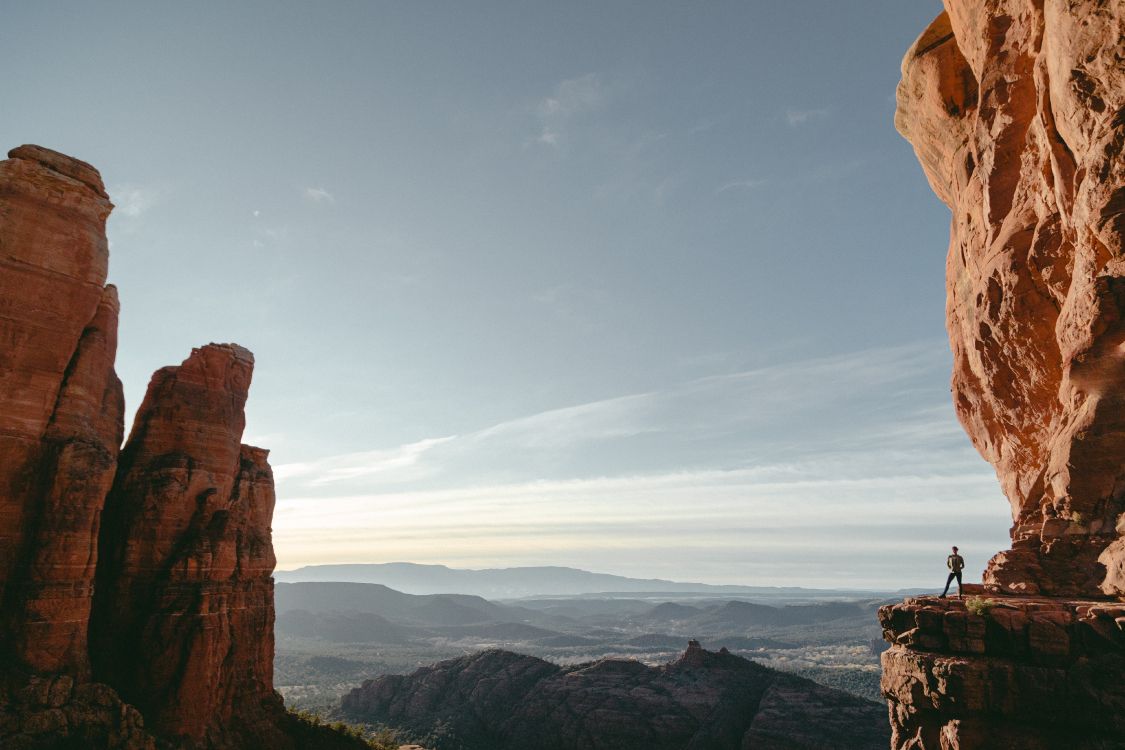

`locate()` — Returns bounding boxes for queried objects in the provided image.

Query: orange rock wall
[897,0,1125,597]
[0,145,306,749]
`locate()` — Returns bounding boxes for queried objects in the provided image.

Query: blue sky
[1,1,1011,587]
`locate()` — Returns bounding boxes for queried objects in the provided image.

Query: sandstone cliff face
[885,2,1125,748]
[90,345,284,747]
[880,593,1125,749]
[896,0,1125,598]
[0,145,362,750]
[341,643,890,750]
[0,145,122,679]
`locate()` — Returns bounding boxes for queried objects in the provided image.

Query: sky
[0,1,1012,588]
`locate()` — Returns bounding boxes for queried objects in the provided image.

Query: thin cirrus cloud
[785,107,830,126]
[107,184,163,218]
[302,186,335,203]
[271,341,1013,586]
[716,178,768,194]
[273,467,1008,587]
[275,340,973,493]
[532,73,606,148]
[274,436,455,486]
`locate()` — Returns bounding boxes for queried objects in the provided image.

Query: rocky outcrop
[896,1,1125,598]
[0,145,364,750]
[886,2,1125,747]
[89,345,285,748]
[0,144,122,680]
[0,674,157,750]
[879,594,1125,749]
[341,642,890,749]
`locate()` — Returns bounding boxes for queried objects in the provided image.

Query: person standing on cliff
[941,546,965,598]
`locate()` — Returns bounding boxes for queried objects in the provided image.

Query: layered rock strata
[0,145,122,679]
[0,145,363,750]
[90,345,284,747]
[341,642,891,749]
[897,0,1125,597]
[879,594,1125,749]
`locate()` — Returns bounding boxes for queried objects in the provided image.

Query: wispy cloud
[109,184,163,218]
[274,465,1008,587]
[270,341,1009,587]
[538,73,604,119]
[276,436,455,486]
[785,108,829,126]
[531,73,606,149]
[250,223,289,249]
[275,341,963,494]
[532,282,609,331]
[303,186,335,203]
[688,117,722,136]
[472,392,660,448]
[536,127,560,147]
[716,178,767,194]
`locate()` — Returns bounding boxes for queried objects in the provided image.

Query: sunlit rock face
[883,3,1125,748]
[897,1,1125,598]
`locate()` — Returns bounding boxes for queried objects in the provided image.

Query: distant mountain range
[274,580,872,646]
[275,562,924,600]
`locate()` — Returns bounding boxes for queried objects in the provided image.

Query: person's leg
[956,570,963,597]
[942,572,955,597]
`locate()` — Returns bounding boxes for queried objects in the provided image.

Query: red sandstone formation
[0,146,364,749]
[896,0,1125,598]
[885,2,1125,747]
[90,345,284,747]
[0,145,122,679]
[879,593,1125,748]
[341,643,890,749]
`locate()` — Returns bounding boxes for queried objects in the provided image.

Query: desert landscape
[1,1,1122,748]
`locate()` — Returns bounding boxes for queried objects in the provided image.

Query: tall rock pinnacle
[0,145,366,749]
[90,344,284,746]
[0,145,122,679]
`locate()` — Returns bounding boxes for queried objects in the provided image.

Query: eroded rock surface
[0,145,363,750]
[879,594,1125,749]
[90,345,285,747]
[0,145,122,679]
[897,1,1125,597]
[341,642,890,750]
[888,2,1125,747]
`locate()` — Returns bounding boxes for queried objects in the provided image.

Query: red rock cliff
[0,145,122,679]
[0,145,365,750]
[896,0,1124,598]
[90,345,285,747]
[882,2,1125,748]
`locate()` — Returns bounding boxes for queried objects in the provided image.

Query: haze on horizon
[0,0,1009,589]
